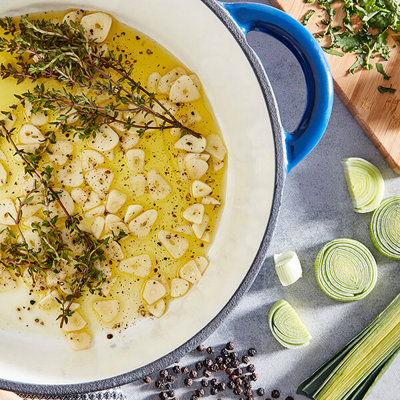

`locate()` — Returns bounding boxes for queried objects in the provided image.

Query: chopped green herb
[378,85,396,94]
[302,10,315,26]
[376,63,391,80]
[303,0,315,4]
[322,47,344,57]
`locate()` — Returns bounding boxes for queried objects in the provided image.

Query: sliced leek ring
[315,238,377,302]
[274,250,303,286]
[268,300,311,349]
[370,196,400,260]
[342,157,384,213]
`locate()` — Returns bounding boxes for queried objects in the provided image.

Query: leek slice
[342,158,384,213]
[297,292,400,400]
[274,251,302,286]
[268,300,311,349]
[370,196,400,260]
[314,238,377,302]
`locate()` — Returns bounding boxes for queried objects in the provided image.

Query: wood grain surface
[271,0,400,173]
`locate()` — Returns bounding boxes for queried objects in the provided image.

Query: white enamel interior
[0,0,276,385]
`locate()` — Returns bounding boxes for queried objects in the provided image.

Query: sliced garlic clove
[147,72,161,93]
[104,150,114,161]
[119,254,152,277]
[205,134,226,161]
[184,156,208,180]
[0,149,6,162]
[85,168,114,197]
[91,216,105,239]
[48,141,74,166]
[100,277,117,296]
[120,132,139,150]
[22,216,43,228]
[186,107,202,124]
[130,174,146,197]
[192,214,209,239]
[126,149,145,172]
[55,158,84,187]
[201,196,220,205]
[189,74,201,90]
[82,191,101,211]
[108,221,129,237]
[201,232,210,242]
[147,299,166,318]
[0,161,7,187]
[124,204,143,224]
[19,124,45,144]
[151,99,179,124]
[129,209,157,239]
[84,204,105,219]
[80,12,112,43]
[20,229,42,252]
[61,228,84,256]
[158,230,189,259]
[169,75,201,103]
[173,224,193,236]
[81,149,105,171]
[158,67,186,94]
[142,279,166,304]
[103,237,124,261]
[63,10,85,25]
[105,213,121,229]
[94,260,112,279]
[89,124,119,152]
[192,180,212,198]
[195,256,209,274]
[179,260,202,284]
[177,153,188,182]
[174,134,206,153]
[147,169,171,201]
[24,100,49,126]
[170,278,190,298]
[106,189,127,213]
[67,332,92,351]
[0,267,17,291]
[48,189,75,217]
[0,114,16,131]
[62,312,87,332]
[182,203,204,224]
[71,188,89,205]
[38,290,58,309]
[93,299,119,323]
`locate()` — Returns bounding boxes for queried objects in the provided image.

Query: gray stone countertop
[121,1,400,399]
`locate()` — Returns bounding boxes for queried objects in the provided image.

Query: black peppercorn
[143,376,151,384]
[155,379,165,389]
[233,387,243,395]
[256,388,265,396]
[247,364,256,373]
[227,381,235,389]
[184,378,193,387]
[235,368,243,375]
[244,388,252,397]
[226,367,234,375]
[196,344,204,352]
[265,398,272,400]
[243,375,250,382]
[203,369,211,378]
[191,396,198,400]
[232,360,240,368]
[248,348,257,356]
[167,375,175,383]
[221,348,229,357]
[210,388,218,395]
[211,363,219,372]
[182,367,189,375]
[244,381,251,389]
[165,383,171,390]
[211,378,218,387]
[172,365,181,374]
[196,361,203,371]
[159,392,168,400]
[242,355,250,364]
[235,378,243,387]
[216,356,224,364]
[160,369,169,378]
[231,352,239,359]
[225,357,232,365]
[285,397,294,400]
[196,388,205,397]
[204,358,213,368]
[201,378,209,387]
[217,382,226,392]
[219,363,227,371]
[226,341,235,350]
[230,374,238,381]
[251,373,258,381]
[206,346,214,354]
[167,390,175,398]
[190,370,197,379]
[271,389,280,398]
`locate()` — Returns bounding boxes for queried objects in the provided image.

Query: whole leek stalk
[297,292,400,400]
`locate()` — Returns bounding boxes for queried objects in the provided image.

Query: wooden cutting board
[271,1,400,173]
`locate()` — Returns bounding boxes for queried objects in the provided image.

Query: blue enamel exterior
[221,2,334,173]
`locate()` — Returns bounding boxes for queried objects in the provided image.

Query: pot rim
[2,0,286,395]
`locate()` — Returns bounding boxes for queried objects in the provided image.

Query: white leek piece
[315,238,377,302]
[342,157,384,213]
[370,196,400,260]
[274,251,303,286]
[268,300,311,349]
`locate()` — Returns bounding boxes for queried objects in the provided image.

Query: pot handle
[220,2,333,173]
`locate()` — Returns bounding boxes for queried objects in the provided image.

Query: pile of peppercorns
[141,342,295,400]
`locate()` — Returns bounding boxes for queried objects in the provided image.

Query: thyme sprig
[0,15,201,138]
[0,122,112,327]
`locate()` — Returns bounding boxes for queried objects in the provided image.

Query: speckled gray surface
[118,0,400,399]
